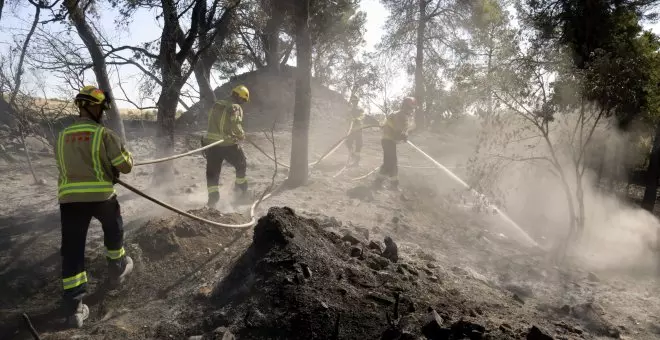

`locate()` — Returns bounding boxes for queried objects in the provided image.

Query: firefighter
[56,85,134,328]
[204,85,250,208]
[373,97,416,190]
[345,95,365,167]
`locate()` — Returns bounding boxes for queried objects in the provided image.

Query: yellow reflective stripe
[67,123,98,129]
[91,127,104,182]
[63,127,97,134]
[219,109,227,139]
[111,151,131,166]
[208,185,220,193]
[106,247,125,260]
[57,131,67,185]
[206,133,224,141]
[58,182,115,197]
[62,272,88,290]
[235,177,247,184]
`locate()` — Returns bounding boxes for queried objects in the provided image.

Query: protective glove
[111,167,120,184]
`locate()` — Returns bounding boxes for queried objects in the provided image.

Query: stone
[526,325,554,340]
[342,233,363,245]
[587,271,600,282]
[368,240,383,253]
[327,231,342,243]
[451,319,486,339]
[366,255,390,271]
[381,236,399,263]
[211,327,235,340]
[505,284,533,298]
[365,292,395,305]
[355,226,370,240]
[301,263,312,279]
[350,246,362,257]
[428,275,440,283]
[421,309,450,339]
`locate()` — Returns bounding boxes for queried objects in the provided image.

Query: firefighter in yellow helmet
[55,85,134,328]
[345,94,365,167]
[204,85,250,208]
[373,96,416,190]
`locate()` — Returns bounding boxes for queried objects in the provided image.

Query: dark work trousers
[60,196,124,313]
[379,139,398,178]
[206,143,248,205]
[346,128,363,155]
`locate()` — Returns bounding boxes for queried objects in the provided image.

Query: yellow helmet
[75,85,110,109]
[232,85,250,103]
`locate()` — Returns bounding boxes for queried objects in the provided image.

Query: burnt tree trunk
[192,3,237,125]
[642,122,660,211]
[287,0,311,188]
[264,2,282,71]
[413,0,426,130]
[65,0,126,141]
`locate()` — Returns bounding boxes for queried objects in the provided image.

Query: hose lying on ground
[116,178,273,228]
[405,140,539,248]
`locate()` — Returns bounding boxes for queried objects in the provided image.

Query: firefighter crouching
[346,95,365,167]
[373,97,416,190]
[204,85,250,208]
[56,86,134,328]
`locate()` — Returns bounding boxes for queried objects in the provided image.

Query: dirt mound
[187,207,575,340]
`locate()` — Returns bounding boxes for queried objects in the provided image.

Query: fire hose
[406,141,539,248]
[119,124,379,228]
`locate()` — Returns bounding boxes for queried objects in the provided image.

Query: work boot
[67,302,89,329]
[107,256,134,289]
[207,192,220,209]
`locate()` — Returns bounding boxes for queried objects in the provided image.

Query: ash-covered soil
[1,124,660,339]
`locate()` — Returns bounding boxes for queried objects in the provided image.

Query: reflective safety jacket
[382,111,415,141]
[348,107,365,130]
[205,99,245,146]
[56,118,133,203]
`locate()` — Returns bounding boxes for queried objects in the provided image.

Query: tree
[64,0,126,141]
[380,0,466,129]
[287,0,312,188]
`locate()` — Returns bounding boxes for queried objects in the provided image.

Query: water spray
[406,141,539,248]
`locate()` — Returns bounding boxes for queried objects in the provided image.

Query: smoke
[470,107,660,273]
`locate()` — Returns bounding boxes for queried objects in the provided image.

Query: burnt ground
[1,125,660,339]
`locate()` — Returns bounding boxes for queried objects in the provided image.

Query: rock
[427,262,437,269]
[365,292,395,305]
[391,216,400,224]
[399,331,416,340]
[327,230,342,243]
[355,226,370,239]
[368,240,383,253]
[421,309,450,339]
[526,325,553,340]
[513,294,525,304]
[185,187,194,193]
[428,275,440,283]
[382,236,399,263]
[342,232,363,245]
[188,336,203,340]
[350,246,362,257]
[36,178,47,185]
[366,255,391,271]
[587,271,600,282]
[451,319,486,339]
[300,263,312,279]
[505,284,533,298]
[211,327,235,340]
[401,263,419,276]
